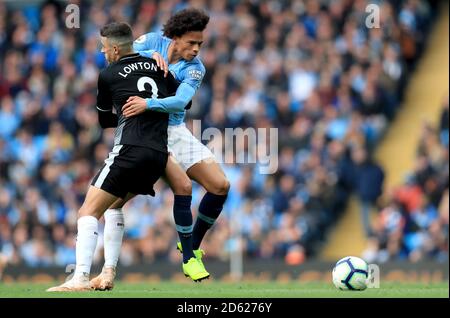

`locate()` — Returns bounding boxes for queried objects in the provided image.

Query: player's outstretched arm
[122,82,195,118]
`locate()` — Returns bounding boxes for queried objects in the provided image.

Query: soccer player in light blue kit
[91,9,230,289]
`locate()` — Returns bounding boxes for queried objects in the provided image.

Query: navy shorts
[91,144,168,198]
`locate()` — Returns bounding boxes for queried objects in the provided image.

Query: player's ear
[172,35,180,44]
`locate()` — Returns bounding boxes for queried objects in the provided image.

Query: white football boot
[46,273,92,292]
[90,266,116,291]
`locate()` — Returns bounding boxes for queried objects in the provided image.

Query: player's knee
[78,204,102,219]
[208,177,230,195]
[110,198,126,209]
[221,178,231,195]
[173,179,192,195]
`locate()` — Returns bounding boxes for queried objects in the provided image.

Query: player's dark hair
[163,8,209,38]
[100,22,133,47]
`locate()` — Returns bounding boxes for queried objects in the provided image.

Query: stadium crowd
[0,0,445,268]
[363,98,449,263]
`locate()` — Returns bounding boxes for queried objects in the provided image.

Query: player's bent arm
[138,50,168,77]
[146,82,195,113]
[96,70,117,128]
[97,107,118,128]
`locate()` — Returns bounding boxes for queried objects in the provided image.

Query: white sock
[104,209,125,268]
[74,216,98,278]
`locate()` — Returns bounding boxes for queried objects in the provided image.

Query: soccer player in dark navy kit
[92,9,226,290]
[47,22,208,292]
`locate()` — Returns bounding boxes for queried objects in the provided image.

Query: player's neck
[118,50,135,60]
[167,42,181,64]
[116,48,136,62]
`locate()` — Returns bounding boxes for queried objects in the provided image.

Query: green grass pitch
[0,281,447,298]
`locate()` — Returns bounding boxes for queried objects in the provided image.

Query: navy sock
[193,192,228,250]
[173,195,194,263]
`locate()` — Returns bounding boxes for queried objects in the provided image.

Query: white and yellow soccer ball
[332,256,369,291]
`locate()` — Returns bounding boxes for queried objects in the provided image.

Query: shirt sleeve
[138,49,156,58]
[96,71,117,128]
[145,61,205,113]
[97,111,118,128]
[133,32,159,53]
[179,61,206,91]
[146,82,196,113]
[96,71,113,112]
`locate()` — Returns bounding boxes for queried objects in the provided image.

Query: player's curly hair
[163,8,210,38]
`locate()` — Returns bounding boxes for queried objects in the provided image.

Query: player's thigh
[164,155,192,195]
[168,124,215,171]
[126,150,167,198]
[186,159,230,195]
[79,185,119,219]
[109,193,136,209]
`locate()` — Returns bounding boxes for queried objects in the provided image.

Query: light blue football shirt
[133,32,206,126]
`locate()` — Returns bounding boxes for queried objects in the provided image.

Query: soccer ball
[332,256,369,291]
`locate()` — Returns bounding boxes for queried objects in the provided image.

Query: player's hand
[152,52,168,78]
[122,96,147,118]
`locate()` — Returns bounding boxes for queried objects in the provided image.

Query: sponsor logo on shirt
[188,69,203,81]
[135,34,146,43]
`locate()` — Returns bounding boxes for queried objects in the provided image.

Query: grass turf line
[0,282,447,298]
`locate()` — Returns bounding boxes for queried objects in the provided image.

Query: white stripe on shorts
[94,145,123,188]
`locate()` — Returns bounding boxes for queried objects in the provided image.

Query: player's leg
[47,186,119,292]
[93,152,201,288]
[101,152,192,269]
[168,124,229,266]
[164,155,193,196]
[104,193,135,268]
[49,144,135,291]
[164,155,209,281]
[91,192,136,290]
[186,158,230,250]
[165,155,194,262]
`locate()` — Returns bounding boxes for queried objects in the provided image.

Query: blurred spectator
[0,252,8,280]
[343,146,385,237]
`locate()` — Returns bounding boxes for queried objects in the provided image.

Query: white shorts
[168,124,215,171]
